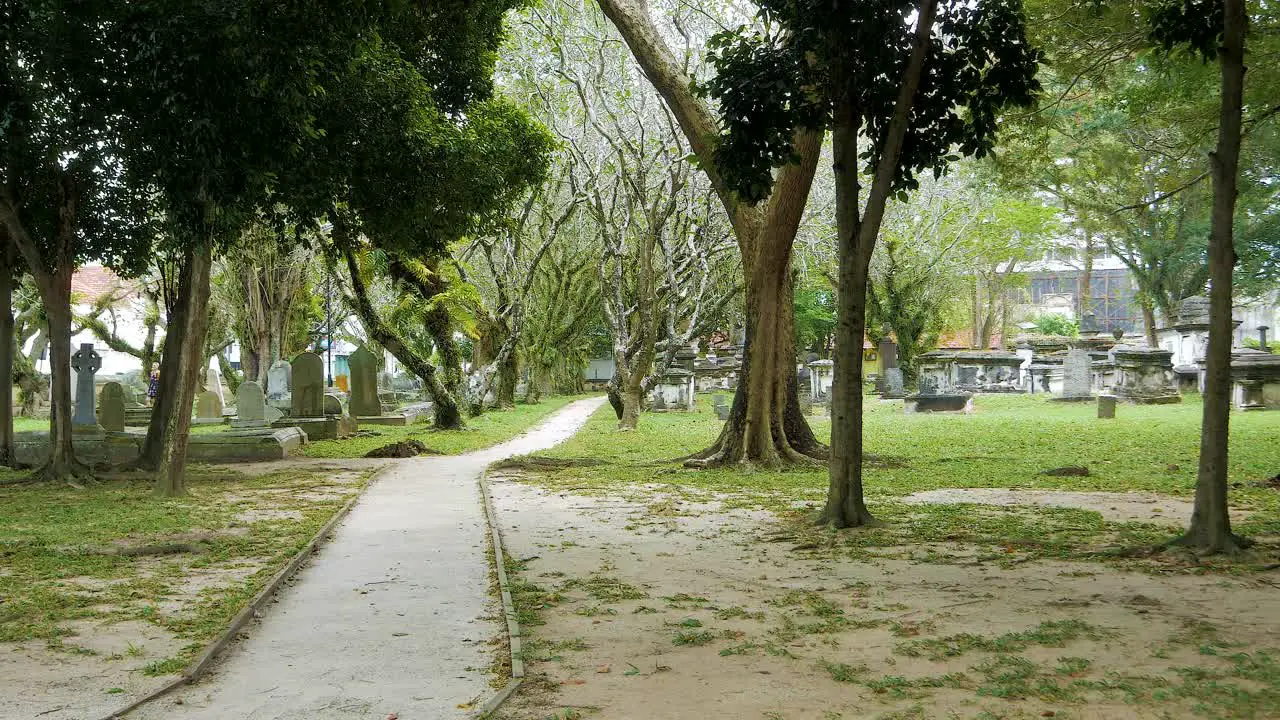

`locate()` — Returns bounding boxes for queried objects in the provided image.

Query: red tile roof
[71,265,135,304]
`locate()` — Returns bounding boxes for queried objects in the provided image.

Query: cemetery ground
[0,395,588,720]
[489,395,1280,720]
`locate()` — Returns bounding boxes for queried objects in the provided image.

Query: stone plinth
[1109,346,1180,404]
[904,393,973,414]
[808,359,834,400]
[13,427,305,466]
[918,350,1023,394]
[1230,349,1280,410]
[652,367,695,411]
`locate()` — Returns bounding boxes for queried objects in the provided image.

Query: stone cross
[291,351,325,418]
[98,381,126,432]
[234,381,267,427]
[348,346,381,418]
[70,343,102,428]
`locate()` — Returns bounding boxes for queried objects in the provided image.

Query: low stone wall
[13,427,306,466]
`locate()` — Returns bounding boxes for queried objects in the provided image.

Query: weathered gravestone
[883,368,905,399]
[322,393,344,416]
[98,382,126,432]
[267,360,292,411]
[1057,342,1094,401]
[206,366,225,407]
[348,346,382,418]
[1097,394,1117,419]
[195,391,224,424]
[70,343,103,431]
[234,382,267,428]
[291,352,325,417]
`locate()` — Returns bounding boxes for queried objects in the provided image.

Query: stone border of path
[95,466,389,720]
[474,467,526,718]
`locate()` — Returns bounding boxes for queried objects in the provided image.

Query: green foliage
[794,282,836,355]
[1032,313,1079,337]
[699,0,1041,202]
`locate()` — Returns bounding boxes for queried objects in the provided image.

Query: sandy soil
[0,465,373,720]
[902,488,1252,526]
[488,478,1280,720]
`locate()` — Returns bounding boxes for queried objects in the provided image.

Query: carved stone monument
[233,381,267,428]
[195,391,224,425]
[98,381,126,432]
[1109,346,1180,404]
[348,346,382,418]
[266,360,292,412]
[1056,341,1095,402]
[70,343,103,432]
[882,368,905,400]
[206,366,225,407]
[291,352,325,417]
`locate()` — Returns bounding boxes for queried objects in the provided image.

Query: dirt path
[489,481,1280,720]
[126,396,607,720]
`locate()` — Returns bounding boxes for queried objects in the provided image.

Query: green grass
[301,394,588,458]
[0,465,373,670]
[511,393,1280,562]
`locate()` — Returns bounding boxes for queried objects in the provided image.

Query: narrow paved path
[129,396,607,720]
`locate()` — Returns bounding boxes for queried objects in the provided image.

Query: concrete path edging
[97,467,387,720]
[473,468,524,719]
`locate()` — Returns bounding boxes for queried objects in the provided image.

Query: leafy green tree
[793,282,836,357]
[1149,0,1252,553]
[702,0,1040,526]
[1,3,154,481]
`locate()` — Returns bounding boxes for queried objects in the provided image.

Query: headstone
[206,366,225,407]
[1097,394,1117,419]
[883,368,905,399]
[70,343,102,429]
[877,335,898,394]
[1059,343,1094,401]
[348,346,382,417]
[267,360,292,409]
[714,403,731,421]
[264,405,284,424]
[234,381,267,427]
[291,351,325,417]
[98,382,126,432]
[195,391,223,424]
[323,393,344,416]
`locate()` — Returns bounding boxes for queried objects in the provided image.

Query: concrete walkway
[129,396,607,720]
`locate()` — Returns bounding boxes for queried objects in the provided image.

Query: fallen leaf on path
[596,665,610,673]
[562,679,587,686]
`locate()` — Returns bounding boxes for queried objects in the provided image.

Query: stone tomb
[1108,346,1180,404]
[13,426,305,466]
[917,350,1023,395]
[905,393,973,414]
[808,359,834,401]
[1230,349,1280,410]
[652,367,695,411]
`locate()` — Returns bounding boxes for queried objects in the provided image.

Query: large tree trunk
[1,175,86,480]
[495,350,518,409]
[597,0,823,466]
[1175,0,1247,554]
[138,260,195,472]
[820,0,937,527]
[685,134,824,466]
[334,225,464,429]
[618,380,643,430]
[1141,298,1158,346]
[1079,227,1094,320]
[154,240,213,497]
[0,244,14,467]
